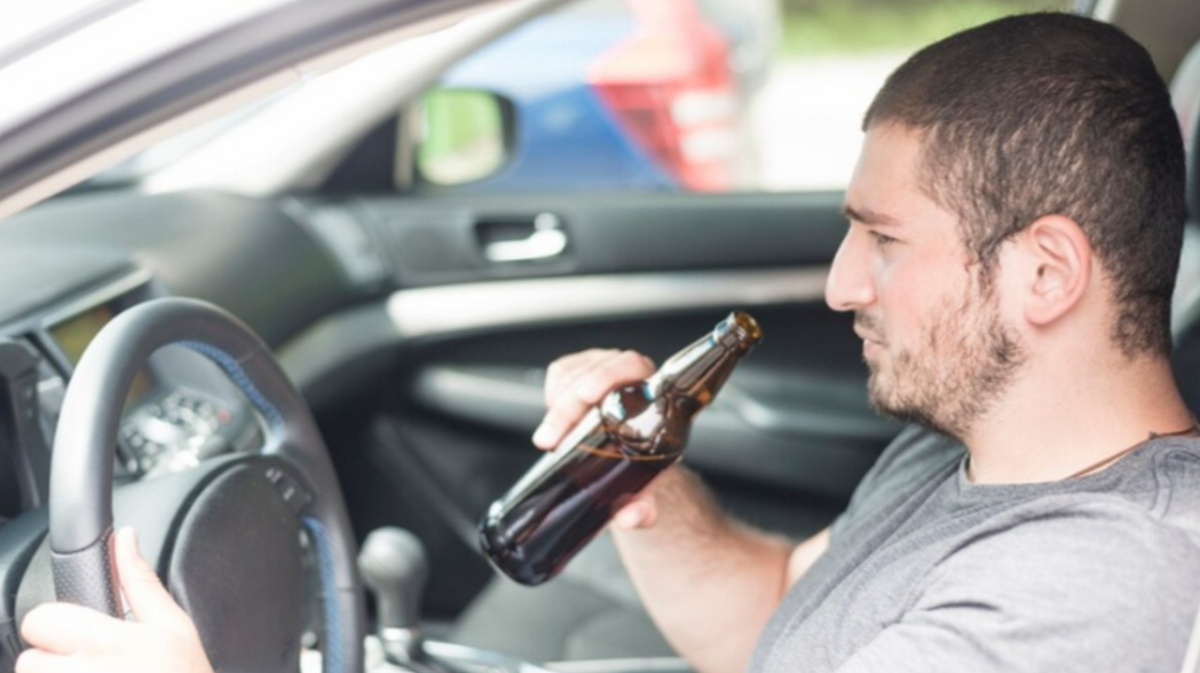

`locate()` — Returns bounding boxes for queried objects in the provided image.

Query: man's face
[826,124,1024,440]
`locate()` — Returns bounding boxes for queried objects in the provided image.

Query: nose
[825,227,876,312]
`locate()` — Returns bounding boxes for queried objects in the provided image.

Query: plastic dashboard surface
[0,190,371,347]
[0,190,378,521]
[0,270,263,518]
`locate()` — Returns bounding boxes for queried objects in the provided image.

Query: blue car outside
[439,8,679,191]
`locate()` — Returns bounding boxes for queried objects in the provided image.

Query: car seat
[1169,37,1200,421]
[1167,37,1200,673]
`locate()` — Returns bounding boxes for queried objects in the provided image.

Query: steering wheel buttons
[265,466,313,515]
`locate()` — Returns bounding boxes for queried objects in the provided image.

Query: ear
[1017,215,1092,326]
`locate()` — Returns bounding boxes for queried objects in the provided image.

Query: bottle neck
[646,334,746,408]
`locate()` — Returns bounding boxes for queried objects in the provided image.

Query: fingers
[20,603,126,655]
[534,350,656,449]
[533,396,597,449]
[113,529,187,630]
[544,350,656,406]
[15,649,75,673]
[611,466,687,531]
[612,492,658,530]
[543,349,617,407]
[569,350,656,402]
[20,528,213,673]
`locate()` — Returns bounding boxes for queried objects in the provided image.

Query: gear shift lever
[359,527,431,666]
[358,527,560,673]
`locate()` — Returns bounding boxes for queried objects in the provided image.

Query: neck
[963,352,1194,484]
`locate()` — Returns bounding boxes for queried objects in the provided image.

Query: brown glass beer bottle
[479,311,762,585]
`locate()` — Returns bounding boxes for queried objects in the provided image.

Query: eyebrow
[842,205,901,227]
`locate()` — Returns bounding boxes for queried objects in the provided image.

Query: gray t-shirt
[749,426,1200,672]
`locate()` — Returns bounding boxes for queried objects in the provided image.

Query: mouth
[853,325,883,346]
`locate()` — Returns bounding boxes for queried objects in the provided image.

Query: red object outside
[587,0,741,191]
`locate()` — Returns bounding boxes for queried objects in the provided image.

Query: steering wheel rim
[47,297,365,673]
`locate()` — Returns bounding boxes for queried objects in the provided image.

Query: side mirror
[415,88,512,186]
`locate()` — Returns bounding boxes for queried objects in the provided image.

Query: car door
[360,187,890,491]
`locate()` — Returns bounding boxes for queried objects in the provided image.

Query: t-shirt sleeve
[833,499,1200,673]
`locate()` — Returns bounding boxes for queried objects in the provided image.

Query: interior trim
[412,364,897,443]
[39,268,153,329]
[386,268,829,339]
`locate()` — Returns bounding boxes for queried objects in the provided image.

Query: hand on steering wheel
[32,298,365,673]
[18,528,212,673]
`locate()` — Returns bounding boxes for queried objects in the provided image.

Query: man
[16,11,1200,673]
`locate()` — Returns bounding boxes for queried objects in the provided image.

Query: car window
[419,0,1076,193]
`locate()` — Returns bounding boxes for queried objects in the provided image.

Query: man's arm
[533,349,832,673]
[612,468,829,673]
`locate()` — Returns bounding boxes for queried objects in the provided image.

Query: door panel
[356,191,849,286]
[331,190,896,615]
[409,324,895,498]
[354,189,894,501]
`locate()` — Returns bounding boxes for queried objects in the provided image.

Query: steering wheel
[44,297,364,673]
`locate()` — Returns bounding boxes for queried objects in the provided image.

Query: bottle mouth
[715,311,763,347]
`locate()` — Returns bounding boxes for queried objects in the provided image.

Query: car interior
[0,0,1197,672]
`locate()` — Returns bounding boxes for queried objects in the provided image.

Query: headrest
[1172,41,1200,220]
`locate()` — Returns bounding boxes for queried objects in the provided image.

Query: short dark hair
[864,12,1186,357]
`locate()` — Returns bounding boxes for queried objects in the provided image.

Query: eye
[869,231,897,246]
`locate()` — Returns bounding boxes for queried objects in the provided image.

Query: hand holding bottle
[482,312,761,585]
[532,348,662,530]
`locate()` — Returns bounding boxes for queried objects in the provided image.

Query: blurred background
[418,0,1071,195]
[760,0,1072,189]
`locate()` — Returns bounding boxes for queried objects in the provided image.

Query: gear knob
[358,527,428,631]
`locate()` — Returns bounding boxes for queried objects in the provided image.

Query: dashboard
[0,271,262,521]
[0,189,390,525]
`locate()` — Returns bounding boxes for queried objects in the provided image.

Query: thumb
[612,493,658,530]
[114,528,188,628]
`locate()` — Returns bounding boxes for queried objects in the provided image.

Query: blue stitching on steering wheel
[172,343,341,666]
[303,516,344,673]
[174,343,342,667]
[174,341,284,429]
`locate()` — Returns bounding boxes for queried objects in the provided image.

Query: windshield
[68,92,290,193]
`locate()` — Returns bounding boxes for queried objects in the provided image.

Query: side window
[413,0,1073,193]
